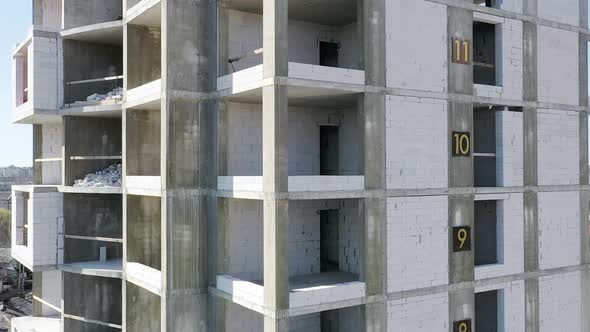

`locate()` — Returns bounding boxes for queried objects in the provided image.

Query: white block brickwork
[475,193,524,280]
[387,196,448,292]
[475,279,526,332]
[537,109,579,186]
[538,191,580,270]
[539,271,582,332]
[41,270,62,316]
[228,10,360,72]
[537,27,579,105]
[31,192,63,267]
[227,103,360,176]
[496,109,524,187]
[31,35,61,111]
[12,190,63,269]
[385,0,447,92]
[387,292,449,332]
[41,123,62,185]
[227,199,361,280]
[538,0,580,26]
[385,96,448,189]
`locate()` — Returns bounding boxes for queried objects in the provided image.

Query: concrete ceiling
[130,2,161,28]
[61,22,124,46]
[225,0,358,26]
[225,86,360,108]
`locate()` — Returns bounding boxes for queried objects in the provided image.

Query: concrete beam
[449,288,474,332]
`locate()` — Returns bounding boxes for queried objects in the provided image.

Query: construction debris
[73,164,122,187]
[83,87,123,103]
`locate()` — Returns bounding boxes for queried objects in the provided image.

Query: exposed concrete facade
[7,0,590,331]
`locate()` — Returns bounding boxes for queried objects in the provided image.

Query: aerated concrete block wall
[538,191,580,270]
[31,35,61,111]
[226,103,360,176]
[537,109,579,185]
[387,292,449,331]
[539,271,582,332]
[496,110,524,187]
[35,270,62,317]
[40,123,62,185]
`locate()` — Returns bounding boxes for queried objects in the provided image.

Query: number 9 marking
[459,322,468,332]
[457,228,467,249]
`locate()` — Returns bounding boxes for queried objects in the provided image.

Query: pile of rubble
[83,87,123,103]
[73,164,122,187]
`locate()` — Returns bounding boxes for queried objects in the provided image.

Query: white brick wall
[387,292,449,332]
[539,271,582,332]
[387,196,448,292]
[31,35,60,111]
[498,18,523,100]
[31,192,63,267]
[537,109,579,186]
[41,270,62,316]
[496,109,523,187]
[537,27,579,105]
[386,0,447,92]
[227,103,360,176]
[538,0,580,26]
[41,123,62,185]
[475,194,524,280]
[386,96,448,189]
[538,191,580,270]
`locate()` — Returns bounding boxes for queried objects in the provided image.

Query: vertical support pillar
[363,0,387,331]
[160,0,211,330]
[579,2,590,331]
[33,124,43,185]
[523,0,539,330]
[262,0,289,330]
[447,7,475,332]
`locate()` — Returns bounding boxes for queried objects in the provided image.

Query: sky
[0,2,32,167]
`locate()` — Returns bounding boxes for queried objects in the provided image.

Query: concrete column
[218,2,229,77]
[522,0,540,329]
[33,125,43,185]
[446,7,474,332]
[160,0,211,330]
[363,0,386,330]
[579,4,590,331]
[262,0,289,330]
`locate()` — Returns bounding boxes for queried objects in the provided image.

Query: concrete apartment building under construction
[7,0,590,331]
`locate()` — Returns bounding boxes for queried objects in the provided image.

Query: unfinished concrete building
[7,0,590,331]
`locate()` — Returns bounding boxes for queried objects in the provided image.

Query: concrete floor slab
[61,259,123,278]
[218,175,365,192]
[11,316,60,332]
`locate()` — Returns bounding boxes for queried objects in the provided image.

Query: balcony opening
[291,306,365,331]
[62,117,122,187]
[320,126,339,176]
[320,209,339,272]
[219,199,364,307]
[473,21,500,86]
[474,200,501,266]
[475,290,502,332]
[63,193,122,265]
[63,40,123,106]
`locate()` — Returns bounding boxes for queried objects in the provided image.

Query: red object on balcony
[22,88,28,104]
